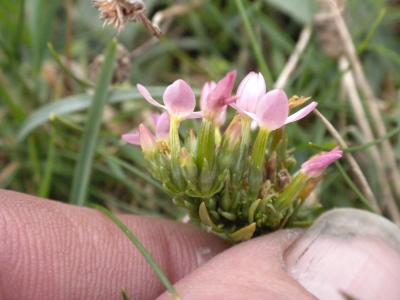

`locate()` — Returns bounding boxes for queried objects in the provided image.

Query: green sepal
[248,198,261,223]
[199,158,216,194]
[230,223,256,242]
[199,201,218,230]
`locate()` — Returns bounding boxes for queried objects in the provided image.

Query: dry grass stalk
[274,25,313,89]
[339,57,399,219]
[326,0,400,199]
[313,109,385,217]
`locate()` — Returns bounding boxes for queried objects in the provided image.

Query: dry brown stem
[326,0,400,199]
[274,25,313,89]
[314,109,385,217]
[339,57,399,220]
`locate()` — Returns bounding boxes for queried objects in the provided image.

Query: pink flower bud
[301,147,343,178]
[201,71,237,125]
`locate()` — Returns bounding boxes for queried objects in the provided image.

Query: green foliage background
[0,0,399,221]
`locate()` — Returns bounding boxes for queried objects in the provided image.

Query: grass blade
[38,123,57,198]
[48,42,94,88]
[335,162,374,212]
[30,0,61,71]
[69,40,117,206]
[17,87,166,141]
[234,0,273,83]
[94,205,180,300]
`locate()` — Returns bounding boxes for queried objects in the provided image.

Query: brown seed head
[93,0,160,36]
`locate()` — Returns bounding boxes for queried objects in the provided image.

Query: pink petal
[121,132,140,145]
[301,147,343,178]
[139,124,156,153]
[151,113,161,127]
[230,103,258,121]
[256,89,289,131]
[200,81,217,111]
[285,101,318,125]
[155,112,170,141]
[137,84,166,109]
[163,79,196,118]
[236,72,266,113]
[207,70,237,109]
[215,106,227,126]
[186,111,203,119]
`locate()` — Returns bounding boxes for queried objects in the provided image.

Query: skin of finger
[0,189,227,300]
[285,209,400,300]
[157,230,317,300]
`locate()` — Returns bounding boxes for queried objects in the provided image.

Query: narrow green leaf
[234,0,273,83]
[265,0,316,25]
[38,123,56,198]
[94,205,180,300]
[30,0,61,71]
[69,40,117,206]
[48,43,94,88]
[17,87,166,141]
[335,162,374,212]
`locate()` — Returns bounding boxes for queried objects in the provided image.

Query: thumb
[157,230,315,300]
[285,208,400,300]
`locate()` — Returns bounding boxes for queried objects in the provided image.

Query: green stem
[234,118,251,181]
[197,119,215,169]
[170,118,181,164]
[169,118,185,189]
[234,0,273,83]
[250,128,270,169]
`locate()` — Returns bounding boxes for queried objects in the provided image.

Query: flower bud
[301,147,343,178]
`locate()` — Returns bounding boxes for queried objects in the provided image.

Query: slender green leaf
[94,205,180,300]
[234,0,273,83]
[30,0,61,71]
[69,40,117,206]
[48,43,94,88]
[17,87,166,141]
[264,0,316,25]
[38,123,56,198]
[335,162,375,212]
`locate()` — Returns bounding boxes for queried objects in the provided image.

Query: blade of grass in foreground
[69,40,117,206]
[94,205,180,300]
[234,0,273,83]
[335,162,375,212]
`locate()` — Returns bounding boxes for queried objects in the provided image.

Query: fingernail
[285,208,400,300]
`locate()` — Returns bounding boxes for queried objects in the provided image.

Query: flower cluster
[122,71,342,242]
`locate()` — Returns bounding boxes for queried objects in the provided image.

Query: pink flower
[301,147,343,178]
[122,112,170,148]
[233,72,266,115]
[254,89,318,131]
[122,124,156,153]
[201,71,237,124]
[137,79,201,120]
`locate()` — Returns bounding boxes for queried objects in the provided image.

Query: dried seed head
[92,0,161,36]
